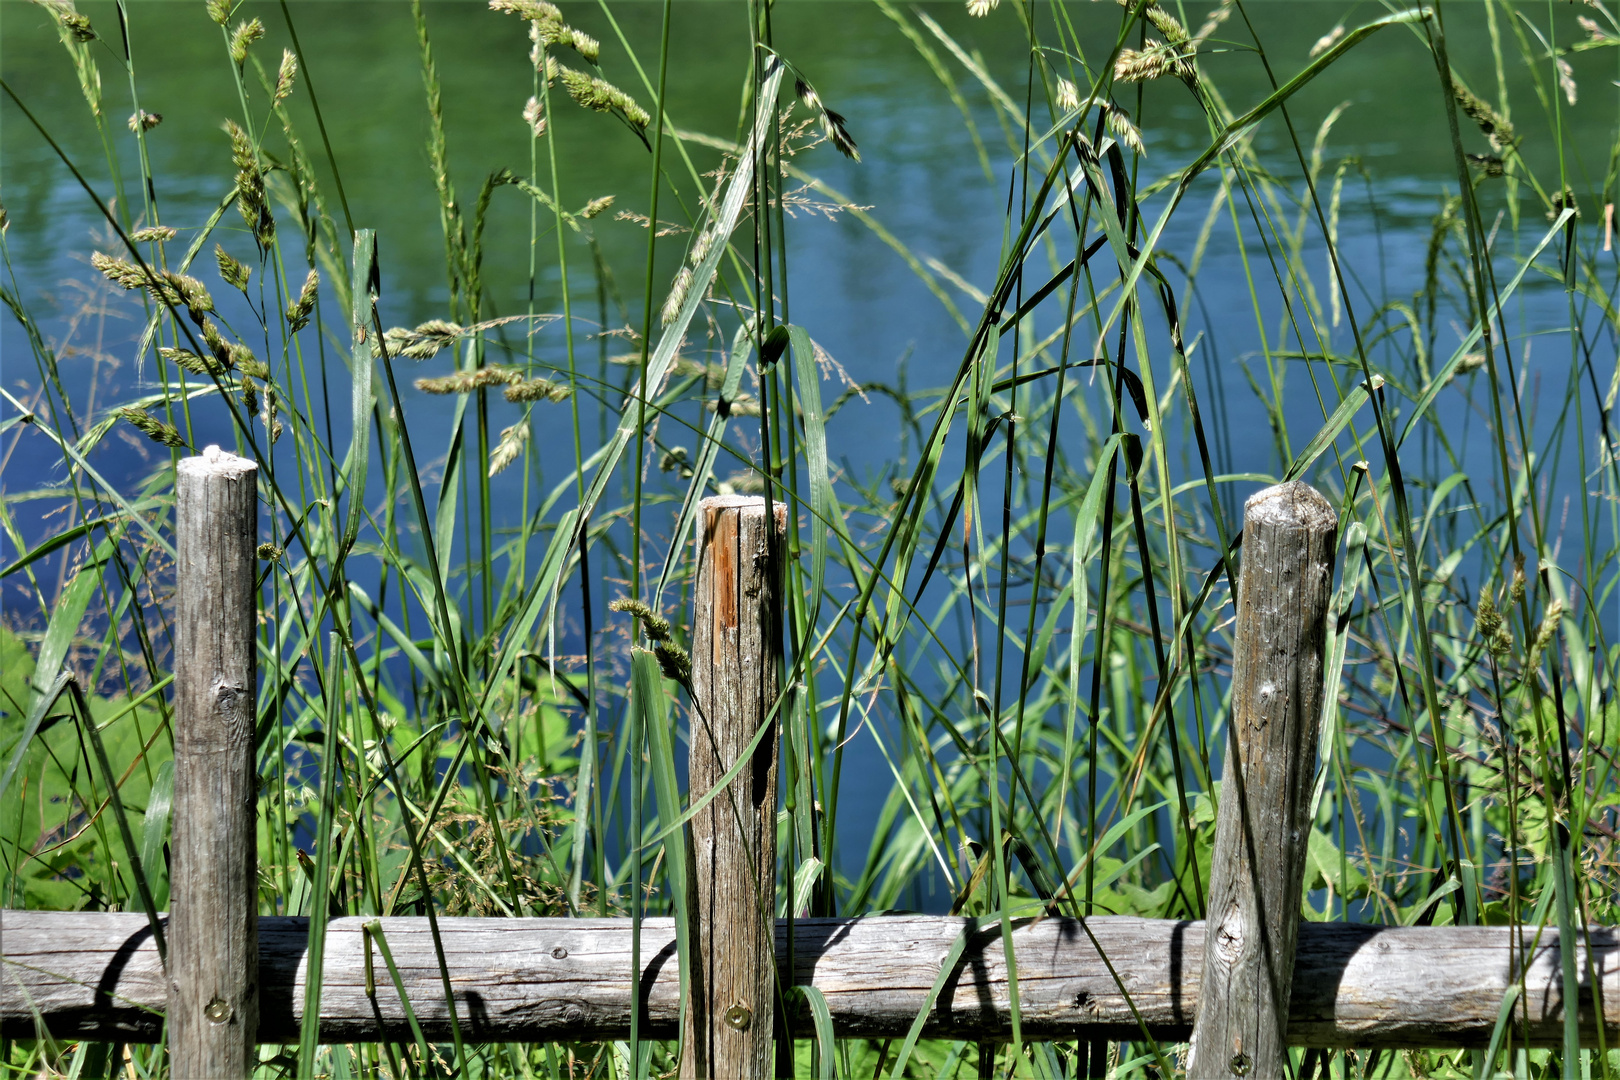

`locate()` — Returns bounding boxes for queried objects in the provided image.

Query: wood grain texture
[1188,482,1338,1080]
[170,448,260,1079]
[686,495,786,1078]
[10,912,1620,1047]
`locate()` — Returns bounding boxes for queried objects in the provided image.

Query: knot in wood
[551,946,568,960]
[1214,910,1245,963]
[213,681,246,718]
[562,1004,585,1025]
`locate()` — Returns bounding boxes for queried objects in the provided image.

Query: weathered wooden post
[684,495,785,1079]
[169,445,260,1079]
[1187,481,1337,1079]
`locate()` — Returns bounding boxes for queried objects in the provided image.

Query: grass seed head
[130,225,176,243]
[1056,78,1080,112]
[554,61,650,129]
[490,0,561,20]
[1557,57,1577,106]
[660,446,694,477]
[415,366,521,394]
[228,17,264,66]
[215,244,252,291]
[710,393,761,418]
[1529,598,1566,667]
[688,228,715,267]
[1310,25,1346,58]
[205,0,232,26]
[231,344,268,380]
[528,10,599,62]
[661,266,692,326]
[1115,40,1185,83]
[128,110,163,133]
[54,6,95,42]
[1451,75,1517,150]
[256,543,283,561]
[1105,105,1146,155]
[795,78,860,161]
[503,377,572,403]
[92,252,213,320]
[286,268,318,333]
[523,95,547,137]
[91,251,148,291]
[488,422,529,477]
[1476,588,1510,655]
[117,406,185,447]
[224,119,274,244]
[967,0,998,15]
[202,319,232,364]
[169,273,214,321]
[580,195,615,219]
[386,319,465,360]
[273,49,298,105]
[159,346,225,377]
[609,598,673,642]
[1144,4,1188,45]
[654,642,692,687]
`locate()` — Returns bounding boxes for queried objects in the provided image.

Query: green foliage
[0,627,170,912]
[8,0,1620,1076]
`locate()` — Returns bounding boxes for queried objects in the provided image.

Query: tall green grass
[4,0,1620,1076]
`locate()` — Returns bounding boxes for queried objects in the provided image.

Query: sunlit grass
[5,0,1620,1076]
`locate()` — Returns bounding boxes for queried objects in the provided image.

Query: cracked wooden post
[1187,482,1338,1080]
[684,495,786,1079]
[169,446,260,1079]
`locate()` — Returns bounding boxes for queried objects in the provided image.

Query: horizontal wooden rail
[4,910,1618,1049]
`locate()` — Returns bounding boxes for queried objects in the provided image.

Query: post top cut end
[699,494,788,534]
[177,445,258,479]
[700,493,788,519]
[701,494,770,511]
[1244,480,1336,532]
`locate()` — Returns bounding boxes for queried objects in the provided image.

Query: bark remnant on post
[1188,481,1338,1079]
[684,495,785,1079]
[169,446,260,1080]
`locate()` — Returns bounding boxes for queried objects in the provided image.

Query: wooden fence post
[1187,481,1337,1079]
[169,445,260,1079]
[684,495,786,1079]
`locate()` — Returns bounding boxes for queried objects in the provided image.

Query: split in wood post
[169,445,260,1080]
[1187,481,1337,1080]
[684,495,786,1079]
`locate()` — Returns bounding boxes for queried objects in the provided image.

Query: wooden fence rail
[3,466,1612,1074]
[7,910,1620,1049]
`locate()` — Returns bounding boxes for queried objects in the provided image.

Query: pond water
[3,1,1615,898]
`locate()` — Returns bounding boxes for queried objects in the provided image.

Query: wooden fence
[4,453,1619,1077]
